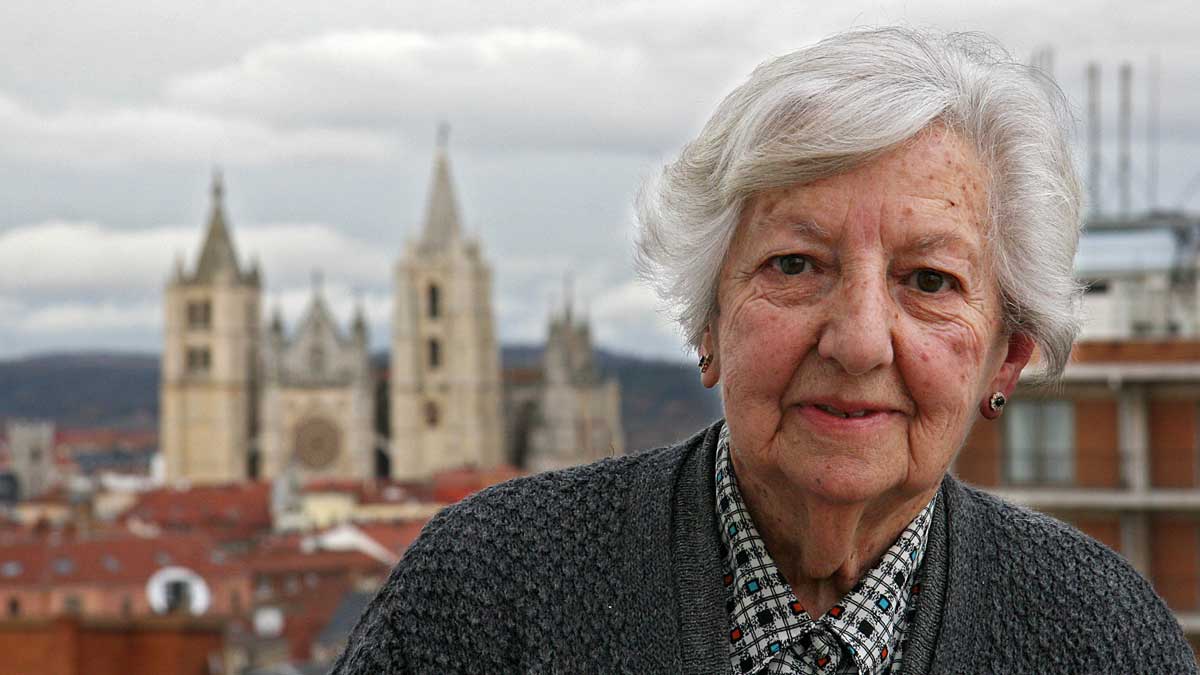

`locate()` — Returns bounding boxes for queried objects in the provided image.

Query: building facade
[258,285,375,482]
[162,133,525,486]
[505,300,624,472]
[160,174,261,485]
[4,420,57,499]
[389,130,505,480]
[955,211,1200,652]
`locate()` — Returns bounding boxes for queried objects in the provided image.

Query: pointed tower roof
[419,124,463,251]
[192,170,246,283]
[294,270,347,345]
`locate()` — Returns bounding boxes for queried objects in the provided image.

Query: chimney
[1087,63,1102,217]
[1118,62,1132,217]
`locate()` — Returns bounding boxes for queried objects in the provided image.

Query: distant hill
[0,347,722,451]
[0,352,160,428]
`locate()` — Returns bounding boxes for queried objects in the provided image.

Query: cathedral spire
[419,123,463,251]
[192,168,244,282]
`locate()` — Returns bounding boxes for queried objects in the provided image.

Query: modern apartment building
[955,211,1200,652]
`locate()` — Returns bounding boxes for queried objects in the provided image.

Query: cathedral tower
[390,128,505,479]
[161,172,261,484]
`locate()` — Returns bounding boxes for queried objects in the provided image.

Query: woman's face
[705,126,1030,505]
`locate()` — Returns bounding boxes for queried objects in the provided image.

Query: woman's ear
[700,326,720,389]
[988,332,1035,400]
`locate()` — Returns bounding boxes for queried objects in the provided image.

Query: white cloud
[0,220,393,302]
[19,299,160,334]
[3,0,1200,363]
[165,27,714,152]
[590,279,686,360]
[0,221,189,299]
[0,92,393,167]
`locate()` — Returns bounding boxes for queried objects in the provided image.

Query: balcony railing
[986,485,1200,510]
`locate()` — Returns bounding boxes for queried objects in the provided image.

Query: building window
[428,284,441,319]
[424,401,440,428]
[428,338,441,369]
[186,347,211,374]
[1005,399,1075,485]
[165,580,191,614]
[7,597,19,617]
[63,595,82,615]
[186,300,212,329]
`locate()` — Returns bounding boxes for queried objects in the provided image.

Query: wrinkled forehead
[732,127,992,255]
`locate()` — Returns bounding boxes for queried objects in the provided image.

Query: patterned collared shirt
[715,427,936,675]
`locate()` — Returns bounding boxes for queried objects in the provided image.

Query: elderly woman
[333,28,1194,674]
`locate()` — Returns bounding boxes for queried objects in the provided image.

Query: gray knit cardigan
[331,422,1197,674]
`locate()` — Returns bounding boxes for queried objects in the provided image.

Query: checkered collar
[715,426,936,674]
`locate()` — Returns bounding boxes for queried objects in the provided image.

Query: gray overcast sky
[1,0,1197,360]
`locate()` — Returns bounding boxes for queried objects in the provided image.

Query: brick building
[0,530,251,621]
[956,339,1200,652]
[0,615,229,675]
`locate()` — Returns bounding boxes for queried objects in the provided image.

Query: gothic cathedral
[162,133,504,485]
[161,131,621,486]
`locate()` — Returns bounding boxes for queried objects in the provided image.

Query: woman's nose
[815,272,895,376]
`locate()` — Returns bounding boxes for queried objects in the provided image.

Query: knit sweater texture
[330,421,1197,674]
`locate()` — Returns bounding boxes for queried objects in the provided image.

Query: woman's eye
[911,269,953,293]
[772,254,811,275]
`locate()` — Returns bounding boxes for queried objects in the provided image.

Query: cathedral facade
[258,285,375,482]
[506,300,625,473]
[161,135,622,486]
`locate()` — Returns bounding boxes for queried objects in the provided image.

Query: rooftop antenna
[1087,63,1102,217]
[1118,62,1133,217]
[1147,54,1160,212]
[1030,46,1054,81]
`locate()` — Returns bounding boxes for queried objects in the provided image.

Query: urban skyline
[2,1,1199,360]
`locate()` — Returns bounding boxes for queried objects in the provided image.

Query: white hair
[635,27,1083,379]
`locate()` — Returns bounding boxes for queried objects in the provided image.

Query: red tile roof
[278,576,355,661]
[247,548,384,576]
[353,520,427,557]
[246,533,388,576]
[429,465,523,503]
[0,530,245,587]
[54,428,157,451]
[122,482,271,541]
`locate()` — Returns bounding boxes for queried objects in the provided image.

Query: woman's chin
[787,459,903,506]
